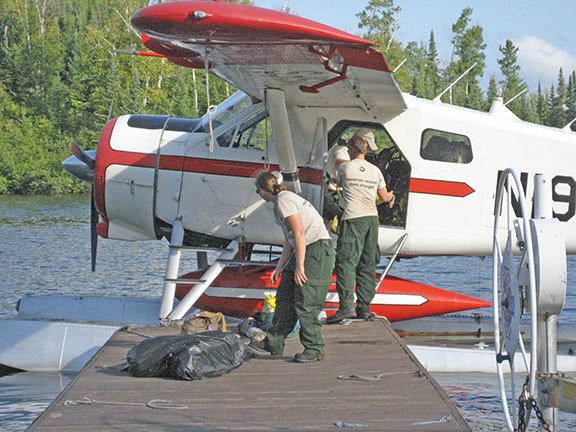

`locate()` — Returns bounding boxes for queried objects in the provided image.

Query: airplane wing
[132,1,406,116]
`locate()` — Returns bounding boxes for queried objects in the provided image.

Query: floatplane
[1,1,576,387]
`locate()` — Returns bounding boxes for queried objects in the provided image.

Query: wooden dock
[29,318,470,431]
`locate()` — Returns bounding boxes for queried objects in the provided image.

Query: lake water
[1,195,575,431]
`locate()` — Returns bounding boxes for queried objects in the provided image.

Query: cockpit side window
[213,110,269,150]
[232,111,269,151]
[420,129,473,164]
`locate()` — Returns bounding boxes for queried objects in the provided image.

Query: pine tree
[566,71,576,131]
[547,84,558,127]
[520,93,538,123]
[424,31,442,99]
[548,69,566,127]
[404,41,428,97]
[486,76,498,110]
[536,83,549,125]
[497,39,526,116]
[445,8,487,109]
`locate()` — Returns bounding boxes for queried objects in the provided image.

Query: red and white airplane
[63,0,576,322]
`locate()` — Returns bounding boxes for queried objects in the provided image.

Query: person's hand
[271,266,282,285]
[294,264,308,287]
[388,193,396,209]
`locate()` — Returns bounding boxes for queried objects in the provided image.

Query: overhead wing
[132,1,406,116]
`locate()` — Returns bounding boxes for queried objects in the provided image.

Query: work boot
[293,351,324,363]
[249,337,274,354]
[325,307,356,324]
[356,308,376,321]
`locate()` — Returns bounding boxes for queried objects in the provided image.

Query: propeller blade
[70,142,95,169]
[90,187,98,272]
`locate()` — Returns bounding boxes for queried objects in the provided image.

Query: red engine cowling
[93,115,164,241]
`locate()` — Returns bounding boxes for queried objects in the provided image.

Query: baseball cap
[353,128,377,151]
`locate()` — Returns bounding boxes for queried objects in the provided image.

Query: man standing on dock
[326,134,394,324]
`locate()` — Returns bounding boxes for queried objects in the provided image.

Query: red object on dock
[175,265,491,321]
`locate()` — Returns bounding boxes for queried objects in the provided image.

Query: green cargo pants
[266,239,335,356]
[335,216,380,315]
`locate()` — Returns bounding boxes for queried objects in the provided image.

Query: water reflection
[0,372,75,431]
[435,373,576,431]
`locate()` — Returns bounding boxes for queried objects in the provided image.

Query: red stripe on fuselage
[164,153,323,183]
[409,178,474,197]
[97,146,323,184]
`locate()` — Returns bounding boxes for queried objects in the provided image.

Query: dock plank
[29,318,470,431]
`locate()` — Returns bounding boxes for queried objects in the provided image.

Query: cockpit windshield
[199,91,253,130]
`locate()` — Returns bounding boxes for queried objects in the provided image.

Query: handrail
[377,233,408,287]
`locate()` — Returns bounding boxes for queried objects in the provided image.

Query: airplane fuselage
[93,90,576,257]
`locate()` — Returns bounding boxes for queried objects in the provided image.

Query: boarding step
[215,259,274,266]
[251,248,282,255]
[163,278,206,284]
[168,245,235,253]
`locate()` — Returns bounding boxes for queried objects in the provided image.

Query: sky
[253,0,576,93]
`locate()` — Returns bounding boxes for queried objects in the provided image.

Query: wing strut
[266,88,302,194]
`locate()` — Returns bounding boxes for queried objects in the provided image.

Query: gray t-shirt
[273,191,330,247]
[338,159,386,220]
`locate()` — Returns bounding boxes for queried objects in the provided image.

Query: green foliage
[424,31,442,98]
[567,71,576,131]
[548,69,567,127]
[357,0,400,45]
[0,0,233,195]
[497,39,526,115]
[485,76,498,110]
[444,7,487,109]
[356,1,410,90]
[536,83,549,124]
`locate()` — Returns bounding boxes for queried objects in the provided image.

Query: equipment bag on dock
[127,331,253,380]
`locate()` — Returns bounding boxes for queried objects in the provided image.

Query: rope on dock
[335,421,369,428]
[337,370,418,381]
[64,396,188,410]
[338,373,386,381]
[412,414,451,425]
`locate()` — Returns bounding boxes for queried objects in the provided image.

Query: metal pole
[159,217,184,320]
[533,174,557,431]
[266,88,301,195]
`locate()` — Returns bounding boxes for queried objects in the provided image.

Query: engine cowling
[94,115,197,241]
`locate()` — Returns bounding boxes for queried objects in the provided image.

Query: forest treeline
[0,0,575,195]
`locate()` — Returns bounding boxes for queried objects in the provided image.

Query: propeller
[70,142,95,169]
[68,142,98,272]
